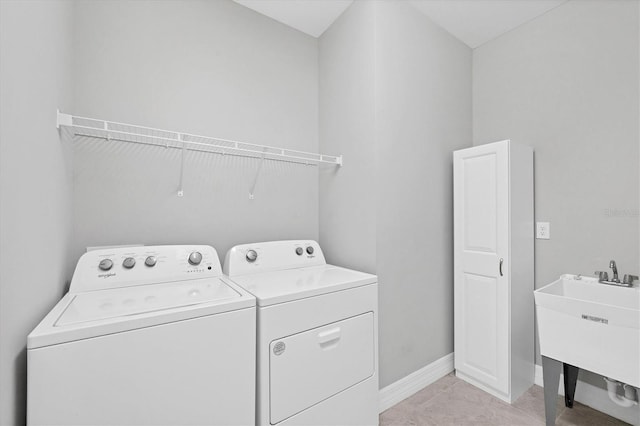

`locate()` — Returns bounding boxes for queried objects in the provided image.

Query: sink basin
[535,274,639,387]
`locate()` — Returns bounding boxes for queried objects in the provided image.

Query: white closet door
[454,141,510,395]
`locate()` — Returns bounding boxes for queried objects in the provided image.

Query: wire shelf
[56,111,343,167]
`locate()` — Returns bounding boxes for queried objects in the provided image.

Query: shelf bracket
[177,136,185,197]
[56,109,72,129]
[249,149,267,200]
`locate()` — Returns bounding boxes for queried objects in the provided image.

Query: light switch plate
[536,222,550,239]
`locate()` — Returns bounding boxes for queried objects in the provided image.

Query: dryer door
[269,312,375,424]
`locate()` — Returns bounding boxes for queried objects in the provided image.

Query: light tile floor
[380,374,629,426]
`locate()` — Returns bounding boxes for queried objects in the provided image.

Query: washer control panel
[223,240,326,276]
[70,245,222,292]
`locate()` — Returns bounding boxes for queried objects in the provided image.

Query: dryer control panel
[70,245,222,292]
[224,240,326,276]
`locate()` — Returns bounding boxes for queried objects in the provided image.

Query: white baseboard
[379,353,454,413]
[534,365,640,426]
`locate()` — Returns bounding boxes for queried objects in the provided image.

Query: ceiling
[409,0,566,48]
[234,0,567,48]
[234,0,353,38]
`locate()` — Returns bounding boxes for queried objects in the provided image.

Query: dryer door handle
[318,327,341,345]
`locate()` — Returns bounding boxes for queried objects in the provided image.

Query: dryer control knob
[188,252,202,265]
[295,247,304,256]
[246,250,258,263]
[145,256,157,267]
[98,259,113,271]
[122,257,136,269]
[306,246,314,255]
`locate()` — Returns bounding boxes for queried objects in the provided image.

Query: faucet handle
[623,274,638,285]
[594,271,609,282]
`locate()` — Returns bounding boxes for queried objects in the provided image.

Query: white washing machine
[224,240,379,426]
[27,245,256,426]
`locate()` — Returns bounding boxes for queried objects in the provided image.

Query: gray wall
[374,1,471,387]
[319,1,472,388]
[71,0,320,262]
[0,1,75,424]
[318,1,377,274]
[473,0,639,410]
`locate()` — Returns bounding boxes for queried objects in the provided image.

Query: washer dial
[188,252,203,265]
[98,259,113,271]
[122,257,136,269]
[145,256,157,267]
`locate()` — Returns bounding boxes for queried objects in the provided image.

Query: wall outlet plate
[536,222,550,239]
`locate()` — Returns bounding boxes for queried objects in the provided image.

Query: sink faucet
[595,260,638,287]
[609,260,619,283]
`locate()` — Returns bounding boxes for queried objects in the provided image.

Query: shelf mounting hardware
[178,135,186,197]
[249,148,268,200]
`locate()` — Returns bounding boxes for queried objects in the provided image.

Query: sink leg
[542,356,562,426]
[563,363,579,408]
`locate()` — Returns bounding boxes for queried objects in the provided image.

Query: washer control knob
[145,256,157,267]
[246,249,258,263]
[122,257,136,269]
[306,246,314,255]
[188,252,203,266]
[98,259,113,271]
[295,247,304,256]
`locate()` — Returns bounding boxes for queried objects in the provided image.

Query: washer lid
[229,265,377,307]
[28,278,255,349]
[57,278,241,326]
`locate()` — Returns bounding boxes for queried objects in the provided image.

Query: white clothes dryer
[224,240,379,426]
[27,245,256,426]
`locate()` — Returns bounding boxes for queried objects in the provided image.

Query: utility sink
[535,274,639,388]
